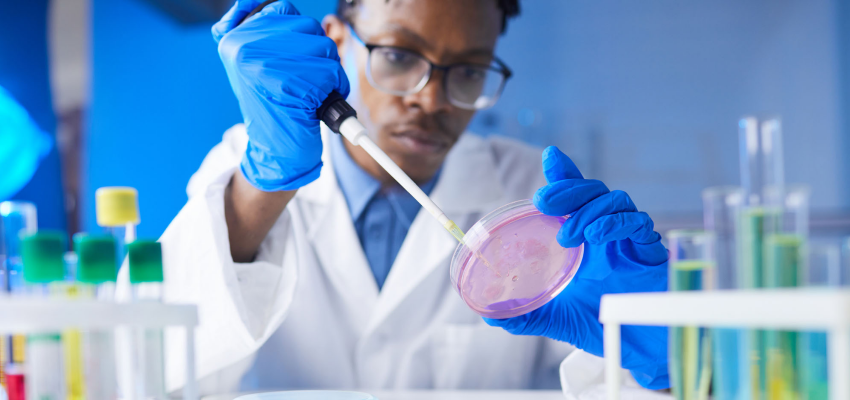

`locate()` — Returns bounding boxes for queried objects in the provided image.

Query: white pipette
[323,98,467,244]
[324,98,501,276]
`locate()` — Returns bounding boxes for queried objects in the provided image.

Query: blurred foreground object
[141,0,231,24]
[0,87,53,201]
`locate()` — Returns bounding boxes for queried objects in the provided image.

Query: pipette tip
[443,220,467,244]
[444,220,502,277]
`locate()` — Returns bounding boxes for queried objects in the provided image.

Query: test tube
[668,229,714,400]
[95,187,140,400]
[74,234,119,400]
[1,202,38,400]
[61,252,86,400]
[797,242,841,400]
[128,241,165,400]
[95,187,140,267]
[763,185,809,400]
[738,116,785,399]
[702,186,749,400]
[21,232,68,400]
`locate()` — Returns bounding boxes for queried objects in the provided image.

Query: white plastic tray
[0,298,199,400]
[599,289,850,400]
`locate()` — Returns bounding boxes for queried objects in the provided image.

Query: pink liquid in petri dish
[450,200,583,319]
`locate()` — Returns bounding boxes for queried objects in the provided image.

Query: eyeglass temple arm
[238,0,356,134]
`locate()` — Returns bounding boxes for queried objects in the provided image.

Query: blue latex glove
[0,86,52,200]
[214,0,350,191]
[484,146,670,389]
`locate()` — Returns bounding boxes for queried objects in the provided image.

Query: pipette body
[335,118,466,243]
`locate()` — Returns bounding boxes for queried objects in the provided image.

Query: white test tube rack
[0,298,199,400]
[600,289,850,400]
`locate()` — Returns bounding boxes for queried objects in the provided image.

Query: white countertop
[203,390,565,400]
[370,391,564,400]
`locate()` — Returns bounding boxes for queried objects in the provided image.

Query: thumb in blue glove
[215,0,350,191]
[484,146,670,390]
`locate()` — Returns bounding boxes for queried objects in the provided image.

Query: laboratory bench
[203,391,567,400]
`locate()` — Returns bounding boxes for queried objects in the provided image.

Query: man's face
[325,0,503,184]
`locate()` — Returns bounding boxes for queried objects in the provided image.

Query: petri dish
[450,199,583,319]
[235,392,377,400]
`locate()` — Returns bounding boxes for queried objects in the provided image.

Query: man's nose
[402,69,454,114]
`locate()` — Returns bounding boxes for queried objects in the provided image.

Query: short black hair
[336,0,520,34]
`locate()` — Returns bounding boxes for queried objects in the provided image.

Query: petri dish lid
[235,392,377,400]
[450,199,583,319]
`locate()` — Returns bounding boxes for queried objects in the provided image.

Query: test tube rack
[0,298,198,400]
[599,289,850,400]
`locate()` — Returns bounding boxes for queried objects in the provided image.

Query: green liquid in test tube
[737,116,790,400]
[764,234,801,398]
[738,206,773,399]
[668,230,714,400]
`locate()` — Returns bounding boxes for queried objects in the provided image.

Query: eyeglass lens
[367,47,506,110]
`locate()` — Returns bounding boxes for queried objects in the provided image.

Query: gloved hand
[484,146,670,389]
[214,0,350,191]
[0,86,52,200]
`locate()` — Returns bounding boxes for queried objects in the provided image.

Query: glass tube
[0,202,37,294]
[763,185,809,400]
[22,233,67,400]
[668,229,714,400]
[83,282,117,400]
[74,233,119,400]
[61,252,86,400]
[738,116,785,399]
[797,242,841,400]
[0,202,37,400]
[132,282,165,400]
[702,186,749,400]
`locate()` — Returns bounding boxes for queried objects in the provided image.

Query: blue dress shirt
[330,135,439,290]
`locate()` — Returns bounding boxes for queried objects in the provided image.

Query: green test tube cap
[74,234,117,283]
[21,231,67,283]
[128,240,163,283]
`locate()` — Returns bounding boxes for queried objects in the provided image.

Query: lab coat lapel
[363,134,505,336]
[299,131,379,335]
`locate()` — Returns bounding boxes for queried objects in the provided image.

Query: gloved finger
[235,29,343,69]
[483,305,551,337]
[584,212,661,245]
[542,146,583,183]
[533,179,609,217]
[483,314,532,335]
[228,2,325,37]
[556,190,637,248]
[252,51,350,106]
[212,0,272,43]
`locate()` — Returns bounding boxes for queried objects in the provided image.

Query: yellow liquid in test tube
[63,284,86,400]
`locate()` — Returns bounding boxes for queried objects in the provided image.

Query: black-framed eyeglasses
[348,25,512,110]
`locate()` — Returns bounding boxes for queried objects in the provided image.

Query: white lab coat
[157,124,638,398]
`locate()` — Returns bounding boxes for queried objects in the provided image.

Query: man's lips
[391,129,448,153]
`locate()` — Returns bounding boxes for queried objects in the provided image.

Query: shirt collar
[331,134,381,222]
[330,134,440,222]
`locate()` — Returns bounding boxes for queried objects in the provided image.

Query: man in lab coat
[160,0,669,396]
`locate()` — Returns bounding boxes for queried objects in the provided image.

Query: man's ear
[323,15,348,52]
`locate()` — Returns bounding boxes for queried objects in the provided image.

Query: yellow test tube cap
[96,187,140,227]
